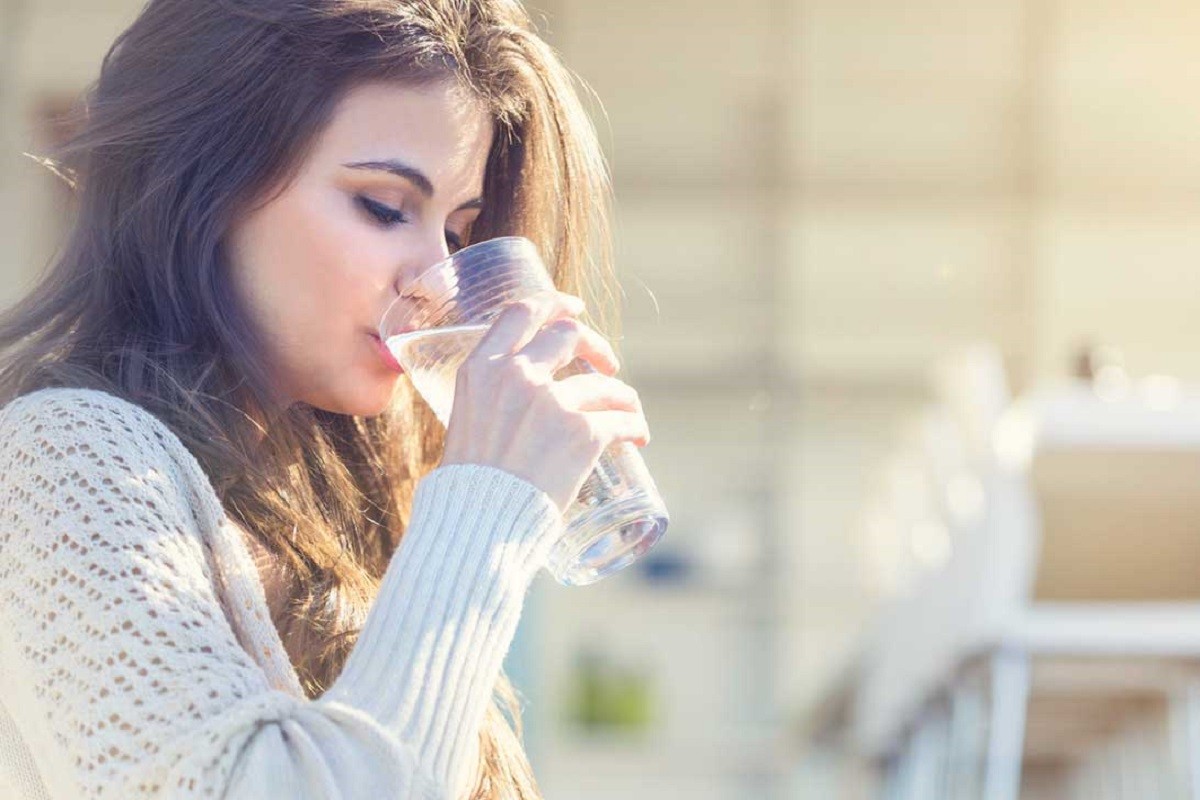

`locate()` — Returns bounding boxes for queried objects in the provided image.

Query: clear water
[386,324,490,427]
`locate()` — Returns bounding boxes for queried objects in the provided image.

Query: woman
[0,0,649,798]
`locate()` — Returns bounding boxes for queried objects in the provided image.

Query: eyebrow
[342,159,484,210]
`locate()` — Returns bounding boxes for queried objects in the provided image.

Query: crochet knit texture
[0,388,563,799]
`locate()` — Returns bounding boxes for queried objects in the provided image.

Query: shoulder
[2,385,170,434]
[0,387,183,466]
[0,387,222,524]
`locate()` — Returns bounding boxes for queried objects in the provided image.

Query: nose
[391,235,460,315]
[391,231,455,300]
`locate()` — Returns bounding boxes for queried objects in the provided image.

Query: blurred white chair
[856,350,1200,800]
[961,380,1200,800]
[856,346,1009,794]
[934,343,1012,468]
[859,431,993,797]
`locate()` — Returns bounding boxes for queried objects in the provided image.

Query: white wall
[0,0,144,307]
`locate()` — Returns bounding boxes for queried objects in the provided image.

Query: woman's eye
[356,195,407,226]
[356,195,464,252]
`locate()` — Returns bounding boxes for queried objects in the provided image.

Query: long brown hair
[0,1,616,797]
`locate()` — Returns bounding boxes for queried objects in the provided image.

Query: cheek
[231,186,401,396]
[253,193,379,323]
[229,211,323,361]
[298,194,399,309]
[288,198,361,297]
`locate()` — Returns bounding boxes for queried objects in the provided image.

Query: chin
[305,377,401,419]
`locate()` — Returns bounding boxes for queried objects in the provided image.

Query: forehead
[314,79,493,194]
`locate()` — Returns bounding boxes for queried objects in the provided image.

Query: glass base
[546,494,669,586]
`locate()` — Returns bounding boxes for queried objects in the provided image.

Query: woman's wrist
[418,462,565,575]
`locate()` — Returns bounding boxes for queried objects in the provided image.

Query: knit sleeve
[0,390,563,799]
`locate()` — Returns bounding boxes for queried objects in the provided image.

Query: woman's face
[226,79,493,417]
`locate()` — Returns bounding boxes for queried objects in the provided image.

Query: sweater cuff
[317,464,563,791]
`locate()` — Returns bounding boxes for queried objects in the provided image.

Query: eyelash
[355,195,464,251]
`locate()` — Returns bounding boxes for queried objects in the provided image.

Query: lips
[371,334,406,373]
[371,325,418,344]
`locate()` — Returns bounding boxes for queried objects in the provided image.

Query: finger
[471,290,584,360]
[517,317,620,376]
[553,372,641,413]
[582,409,651,448]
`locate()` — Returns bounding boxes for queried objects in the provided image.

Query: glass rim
[378,235,540,338]
[409,234,534,284]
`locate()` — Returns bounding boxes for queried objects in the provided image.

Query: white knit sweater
[0,387,563,799]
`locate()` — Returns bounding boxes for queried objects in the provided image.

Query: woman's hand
[440,290,650,513]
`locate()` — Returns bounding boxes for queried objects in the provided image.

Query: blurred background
[8,0,1200,798]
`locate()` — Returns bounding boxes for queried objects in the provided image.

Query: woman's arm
[0,390,561,799]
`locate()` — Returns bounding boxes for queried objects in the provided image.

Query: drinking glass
[379,236,669,586]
